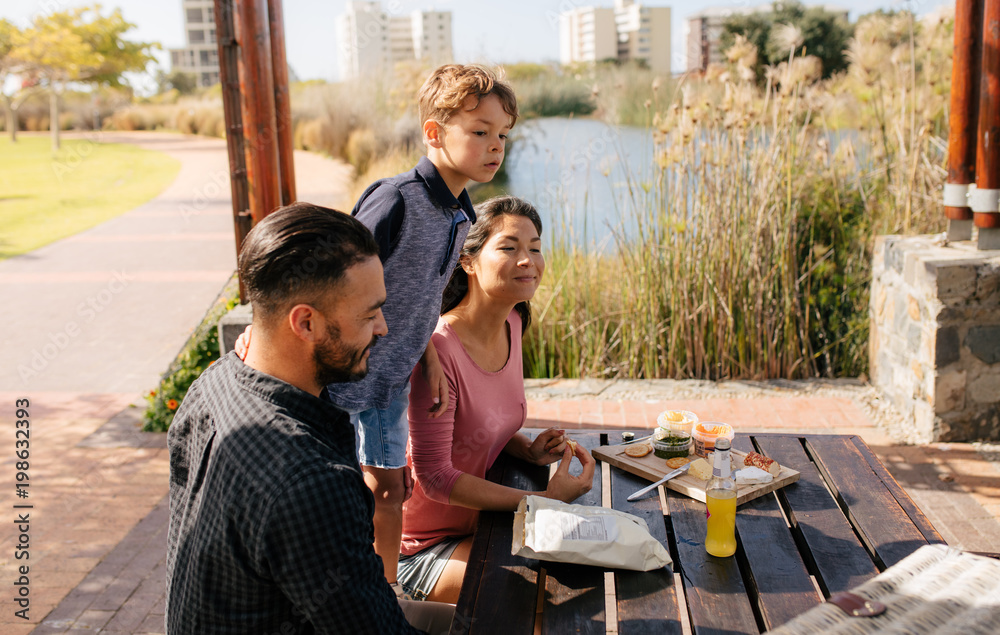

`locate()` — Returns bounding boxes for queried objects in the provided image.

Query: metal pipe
[267,0,296,206]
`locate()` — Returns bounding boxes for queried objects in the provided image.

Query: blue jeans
[347,383,410,469]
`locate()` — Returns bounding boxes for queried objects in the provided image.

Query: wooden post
[945,0,981,241]
[235,0,281,225]
[268,0,296,206]
[215,0,252,302]
[974,0,1000,248]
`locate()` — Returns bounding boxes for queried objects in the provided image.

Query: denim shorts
[397,536,464,601]
[347,383,410,470]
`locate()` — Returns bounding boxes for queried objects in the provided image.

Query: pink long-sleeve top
[400,310,526,556]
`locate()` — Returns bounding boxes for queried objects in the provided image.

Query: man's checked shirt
[165,352,419,634]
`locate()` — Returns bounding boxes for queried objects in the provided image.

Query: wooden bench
[451,432,945,634]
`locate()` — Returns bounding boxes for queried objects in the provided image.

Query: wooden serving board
[592,441,800,506]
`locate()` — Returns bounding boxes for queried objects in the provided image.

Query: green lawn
[0,135,181,259]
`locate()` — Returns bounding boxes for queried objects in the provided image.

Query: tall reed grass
[524,9,951,380]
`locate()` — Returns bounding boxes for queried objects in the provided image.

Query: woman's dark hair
[238,201,379,321]
[441,196,543,332]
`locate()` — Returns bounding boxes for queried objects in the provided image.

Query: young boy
[336,63,517,590]
[231,64,513,589]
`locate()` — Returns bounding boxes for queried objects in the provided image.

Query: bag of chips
[511,495,672,571]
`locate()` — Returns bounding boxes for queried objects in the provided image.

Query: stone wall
[870,235,1000,442]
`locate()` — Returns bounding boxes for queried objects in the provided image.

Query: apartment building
[337,1,453,80]
[559,7,618,66]
[559,1,672,73]
[685,3,849,73]
[169,0,219,88]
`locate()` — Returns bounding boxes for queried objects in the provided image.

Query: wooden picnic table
[450,432,944,635]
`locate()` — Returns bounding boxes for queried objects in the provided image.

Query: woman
[397,196,595,604]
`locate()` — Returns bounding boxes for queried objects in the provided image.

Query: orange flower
[149,390,156,397]
[166,399,179,410]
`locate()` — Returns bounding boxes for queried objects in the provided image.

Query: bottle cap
[715,437,731,451]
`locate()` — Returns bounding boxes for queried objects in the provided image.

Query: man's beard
[314,323,378,386]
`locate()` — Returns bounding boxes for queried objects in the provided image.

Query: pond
[483,117,656,250]
[472,116,869,251]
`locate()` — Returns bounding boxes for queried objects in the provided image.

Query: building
[169,0,219,89]
[559,1,672,73]
[615,1,672,74]
[685,3,849,73]
[337,1,453,81]
[559,7,618,66]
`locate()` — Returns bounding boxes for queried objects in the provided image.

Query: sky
[2,0,951,90]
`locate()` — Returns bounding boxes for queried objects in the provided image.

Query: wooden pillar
[945,0,981,241]
[974,0,1000,248]
[215,0,297,301]
[235,0,281,224]
[268,0,296,206]
[215,0,252,302]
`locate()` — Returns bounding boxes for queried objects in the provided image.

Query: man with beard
[165,203,453,634]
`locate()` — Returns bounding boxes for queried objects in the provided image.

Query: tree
[719,14,772,83]
[157,69,198,96]
[720,1,853,82]
[0,19,39,142]
[10,6,157,151]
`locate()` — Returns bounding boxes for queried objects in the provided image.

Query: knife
[627,464,691,501]
[621,433,653,446]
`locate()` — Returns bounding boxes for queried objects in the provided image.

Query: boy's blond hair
[417,64,519,128]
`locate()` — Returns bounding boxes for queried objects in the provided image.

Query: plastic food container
[653,435,691,459]
[656,409,699,434]
[652,409,698,460]
[691,422,734,458]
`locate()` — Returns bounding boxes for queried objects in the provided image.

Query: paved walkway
[0,132,997,634]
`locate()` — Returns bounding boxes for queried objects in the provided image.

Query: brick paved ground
[0,393,167,635]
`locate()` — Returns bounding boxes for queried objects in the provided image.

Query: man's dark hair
[238,202,379,320]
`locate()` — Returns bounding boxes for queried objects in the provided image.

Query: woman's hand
[527,427,567,466]
[420,341,449,418]
[544,443,596,503]
[233,325,252,361]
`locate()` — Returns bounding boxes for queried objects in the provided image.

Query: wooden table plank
[610,465,684,635]
[668,489,760,635]
[729,436,822,631]
[451,512,494,633]
[541,433,606,634]
[849,436,946,545]
[805,435,930,570]
[452,460,505,634]
[752,435,879,596]
[461,452,549,635]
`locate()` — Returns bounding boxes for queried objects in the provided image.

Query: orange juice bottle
[705,437,737,557]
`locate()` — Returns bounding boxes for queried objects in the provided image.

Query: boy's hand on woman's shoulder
[419,341,449,417]
[234,325,252,361]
